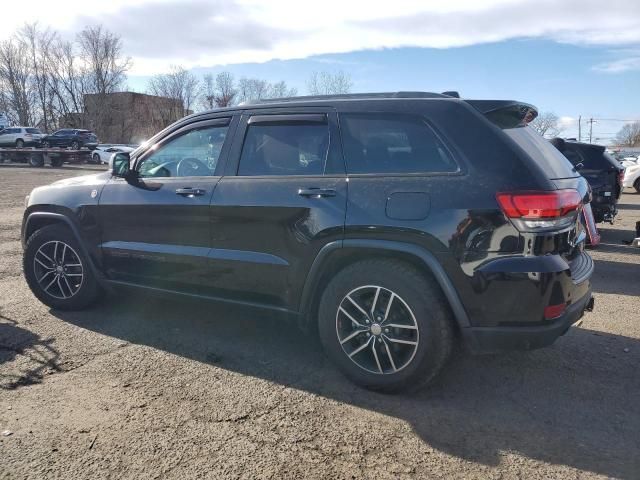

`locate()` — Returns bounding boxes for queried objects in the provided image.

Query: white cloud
[558,116,577,130]
[1,0,639,75]
[593,52,640,73]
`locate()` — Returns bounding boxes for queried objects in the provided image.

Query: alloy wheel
[33,240,84,299]
[335,285,420,374]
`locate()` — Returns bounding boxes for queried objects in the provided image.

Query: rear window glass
[560,145,618,171]
[26,128,41,134]
[340,113,457,174]
[504,126,577,179]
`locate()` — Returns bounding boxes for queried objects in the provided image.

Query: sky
[2,0,640,143]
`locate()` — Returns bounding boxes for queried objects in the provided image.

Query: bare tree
[147,65,200,125]
[202,71,237,109]
[236,77,297,103]
[530,111,563,138]
[17,23,57,131]
[269,80,297,99]
[615,121,640,147]
[77,25,131,132]
[0,38,35,126]
[307,71,352,95]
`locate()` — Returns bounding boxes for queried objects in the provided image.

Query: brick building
[60,92,188,144]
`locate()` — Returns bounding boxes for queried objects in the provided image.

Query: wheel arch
[22,211,101,281]
[299,239,472,333]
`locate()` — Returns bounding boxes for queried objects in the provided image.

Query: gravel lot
[1,163,639,479]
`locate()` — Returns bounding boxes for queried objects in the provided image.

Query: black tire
[634,179,640,194]
[92,153,100,164]
[50,157,64,168]
[15,139,24,148]
[23,224,100,310]
[28,154,44,167]
[42,141,50,148]
[318,259,453,393]
[71,140,80,150]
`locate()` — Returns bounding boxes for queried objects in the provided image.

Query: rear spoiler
[466,100,538,129]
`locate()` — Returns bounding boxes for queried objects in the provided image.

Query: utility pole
[578,115,581,142]
[588,118,596,144]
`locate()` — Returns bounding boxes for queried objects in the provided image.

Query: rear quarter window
[340,113,458,174]
[504,126,577,179]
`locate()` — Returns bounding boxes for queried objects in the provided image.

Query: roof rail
[243,91,452,105]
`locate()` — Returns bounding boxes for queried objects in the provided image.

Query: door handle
[298,188,337,198]
[176,187,206,197]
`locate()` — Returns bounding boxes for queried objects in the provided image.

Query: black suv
[22,93,594,392]
[550,138,624,223]
[42,129,99,150]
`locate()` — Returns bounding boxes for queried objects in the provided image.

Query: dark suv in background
[42,129,99,150]
[550,138,624,223]
[21,92,594,392]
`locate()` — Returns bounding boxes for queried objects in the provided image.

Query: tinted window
[26,128,41,134]
[340,113,457,174]
[239,122,329,176]
[137,124,229,178]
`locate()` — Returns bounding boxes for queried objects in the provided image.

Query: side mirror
[111,152,131,177]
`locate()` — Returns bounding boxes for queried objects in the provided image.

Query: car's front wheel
[318,259,453,393]
[23,225,100,310]
[634,178,640,194]
[15,139,24,148]
[70,141,80,150]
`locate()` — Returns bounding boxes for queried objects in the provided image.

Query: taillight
[544,302,567,320]
[618,170,624,186]
[496,189,582,232]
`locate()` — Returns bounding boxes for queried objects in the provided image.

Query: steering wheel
[176,157,209,177]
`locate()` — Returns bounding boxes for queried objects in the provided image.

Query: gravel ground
[0,163,639,479]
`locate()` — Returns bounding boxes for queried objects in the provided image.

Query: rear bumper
[463,289,594,354]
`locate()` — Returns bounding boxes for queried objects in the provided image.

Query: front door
[208,110,347,310]
[99,116,236,294]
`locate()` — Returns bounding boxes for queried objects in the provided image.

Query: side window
[137,124,229,178]
[340,113,458,174]
[238,120,330,176]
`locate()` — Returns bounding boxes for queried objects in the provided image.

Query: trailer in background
[0,147,92,167]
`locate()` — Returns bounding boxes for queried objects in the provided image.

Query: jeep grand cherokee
[22,92,595,392]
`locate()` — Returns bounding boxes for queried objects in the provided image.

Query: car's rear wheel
[634,178,640,193]
[92,153,100,164]
[23,225,100,310]
[42,141,50,148]
[71,141,80,150]
[50,157,64,167]
[318,259,453,392]
[15,139,24,148]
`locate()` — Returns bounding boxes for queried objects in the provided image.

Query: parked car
[550,138,624,223]
[0,126,46,147]
[618,155,639,169]
[91,144,138,164]
[42,129,98,150]
[21,92,595,392]
[622,160,640,192]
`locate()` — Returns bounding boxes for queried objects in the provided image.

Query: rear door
[208,109,347,310]
[99,116,236,294]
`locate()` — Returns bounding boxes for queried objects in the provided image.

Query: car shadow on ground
[592,259,640,296]
[52,292,640,479]
[0,311,61,389]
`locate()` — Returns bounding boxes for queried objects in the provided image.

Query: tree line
[0,23,353,135]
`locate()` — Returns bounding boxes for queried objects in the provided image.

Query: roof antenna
[442,91,460,98]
